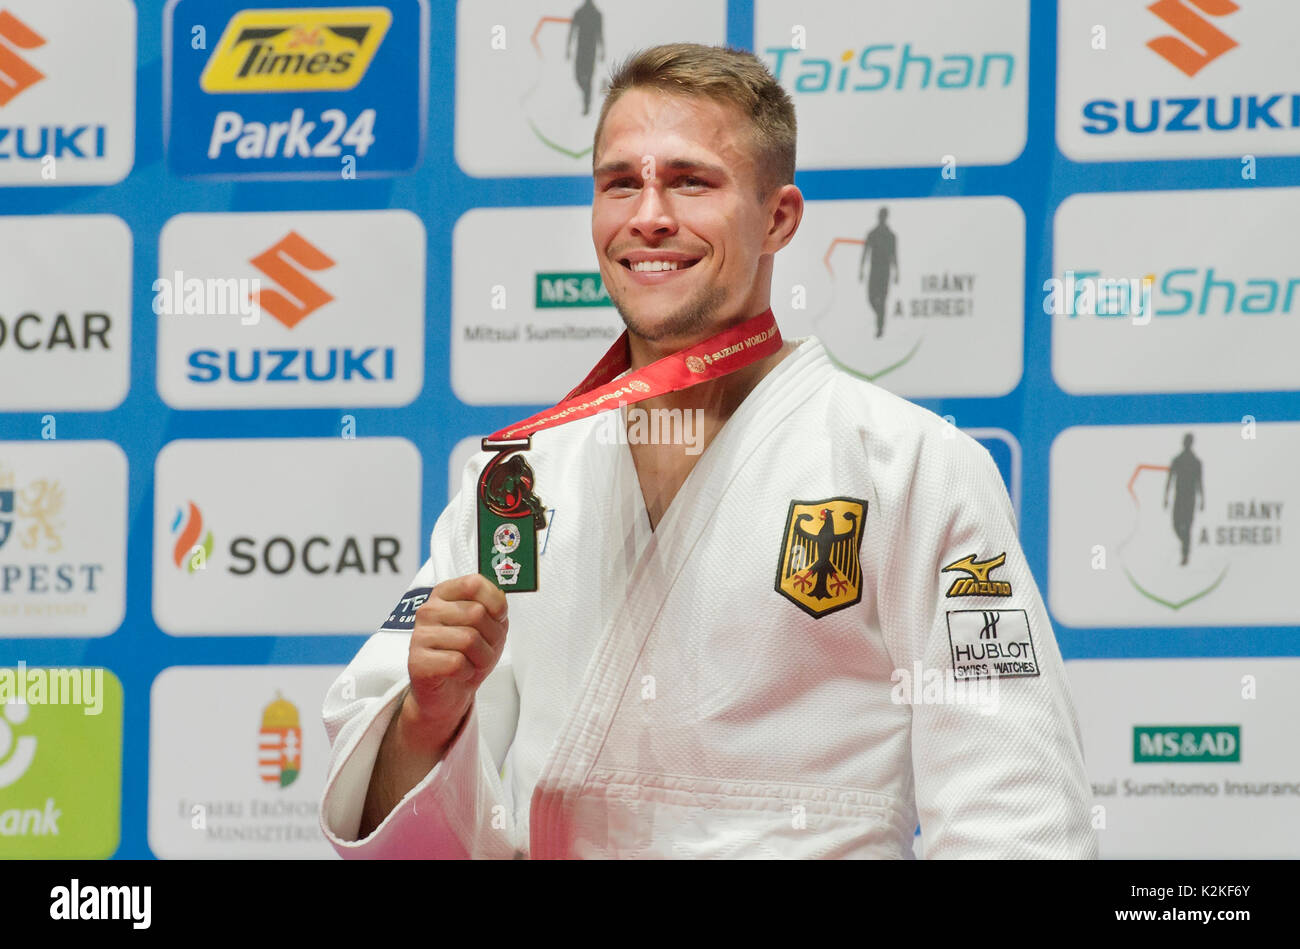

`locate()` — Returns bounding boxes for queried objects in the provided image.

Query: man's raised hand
[402,573,509,750]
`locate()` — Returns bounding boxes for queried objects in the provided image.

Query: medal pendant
[477,437,546,592]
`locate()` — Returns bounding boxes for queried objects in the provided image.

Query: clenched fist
[361,573,509,836]
[403,573,510,748]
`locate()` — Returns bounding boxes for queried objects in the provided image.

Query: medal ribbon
[477,307,781,592]
[485,307,782,443]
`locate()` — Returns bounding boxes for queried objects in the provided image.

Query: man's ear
[763,184,804,255]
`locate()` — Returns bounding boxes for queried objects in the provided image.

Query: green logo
[0,668,122,858]
[535,272,610,308]
[1133,725,1240,763]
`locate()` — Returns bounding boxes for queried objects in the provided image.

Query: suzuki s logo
[0,10,45,107]
[200,7,391,93]
[1146,0,1239,77]
[250,232,336,329]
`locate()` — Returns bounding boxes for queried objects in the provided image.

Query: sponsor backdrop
[0,0,1296,858]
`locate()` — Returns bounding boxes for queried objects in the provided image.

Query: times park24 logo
[164,1,427,178]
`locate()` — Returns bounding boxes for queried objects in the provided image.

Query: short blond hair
[593,43,797,202]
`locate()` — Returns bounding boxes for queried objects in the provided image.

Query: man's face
[592,88,773,345]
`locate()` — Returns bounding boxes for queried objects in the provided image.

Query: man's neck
[621,314,798,530]
[631,336,794,423]
[623,306,786,422]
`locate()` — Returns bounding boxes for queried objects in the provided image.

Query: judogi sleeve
[882,431,1097,859]
[317,473,521,859]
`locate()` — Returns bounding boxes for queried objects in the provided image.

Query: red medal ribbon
[486,307,782,443]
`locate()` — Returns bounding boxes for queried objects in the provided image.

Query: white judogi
[319,336,1098,859]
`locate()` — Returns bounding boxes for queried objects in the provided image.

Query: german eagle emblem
[775,498,867,618]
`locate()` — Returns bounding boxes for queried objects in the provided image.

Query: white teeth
[631,259,682,272]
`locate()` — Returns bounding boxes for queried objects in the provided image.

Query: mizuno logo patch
[941,551,1012,597]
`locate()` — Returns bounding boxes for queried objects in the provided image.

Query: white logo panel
[0,440,126,637]
[152,438,421,635]
[1053,187,1300,394]
[755,0,1028,168]
[452,206,624,405]
[157,210,425,408]
[0,0,135,185]
[1069,658,1300,858]
[1050,423,1294,628]
[1057,0,1300,161]
[455,0,726,177]
[773,196,1024,397]
[0,215,130,410]
[149,665,344,859]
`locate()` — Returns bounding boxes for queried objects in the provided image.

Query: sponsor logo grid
[0,0,1293,862]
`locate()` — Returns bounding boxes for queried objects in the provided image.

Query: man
[1164,432,1204,566]
[319,44,1097,859]
[859,206,899,339]
[565,0,604,117]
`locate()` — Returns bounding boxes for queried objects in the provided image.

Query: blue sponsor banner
[163,0,427,179]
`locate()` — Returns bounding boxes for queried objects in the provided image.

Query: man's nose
[629,183,677,239]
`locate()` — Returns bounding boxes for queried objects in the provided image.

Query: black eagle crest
[788,506,860,600]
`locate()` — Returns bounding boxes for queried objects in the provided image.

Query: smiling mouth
[620,257,702,273]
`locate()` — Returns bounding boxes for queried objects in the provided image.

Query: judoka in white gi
[319,43,1099,859]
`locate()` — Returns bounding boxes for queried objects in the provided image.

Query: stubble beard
[610,280,731,345]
